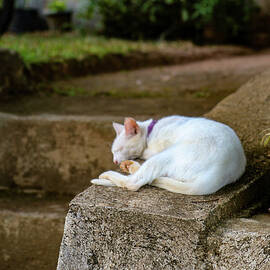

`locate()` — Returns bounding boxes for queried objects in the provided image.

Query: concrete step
[0,193,71,270]
[0,113,121,195]
[1,191,268,270]
[207,213,270,269]
[57,68,270,269]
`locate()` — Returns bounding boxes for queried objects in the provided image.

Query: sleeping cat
[91,116,246,195]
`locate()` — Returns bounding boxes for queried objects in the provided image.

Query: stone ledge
[57,68,270,269]
[0,114,122,195]
[57,170,269,269]
[207,214,270,270]
[0,195,68,270]
[58,186,204,270]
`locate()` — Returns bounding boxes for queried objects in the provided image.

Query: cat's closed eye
[114,147,123,153]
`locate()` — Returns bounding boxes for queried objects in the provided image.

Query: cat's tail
[151,177,201,195]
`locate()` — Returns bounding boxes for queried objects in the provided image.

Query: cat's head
[111,117,145,164]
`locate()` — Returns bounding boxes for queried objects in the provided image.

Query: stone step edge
[0,204,67,270]
[0,113,130,195]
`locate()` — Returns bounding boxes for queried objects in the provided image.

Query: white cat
[91,116,246,195]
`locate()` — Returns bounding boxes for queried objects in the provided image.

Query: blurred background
[1,0,270,46]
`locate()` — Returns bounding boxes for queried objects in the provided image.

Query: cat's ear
[124,117,140,136]
[112,122,124,136]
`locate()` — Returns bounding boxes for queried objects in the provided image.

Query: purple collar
[147,119,158,137]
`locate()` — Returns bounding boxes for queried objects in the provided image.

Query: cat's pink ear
[124,117,140,136]
[113,122,124,136]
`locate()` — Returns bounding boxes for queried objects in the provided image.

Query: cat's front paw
[99,171,127,188]
[99,171,115,180]
[91,178,115,187]
[120,160,134,173]
[120,160,140,174]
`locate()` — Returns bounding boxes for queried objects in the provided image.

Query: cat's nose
[114,159,119,165]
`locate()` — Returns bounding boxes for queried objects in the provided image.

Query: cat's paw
[120,160,140,174]
[120,160,133,173]
[99,171,127,188]
[91,178,116,187]
[99,171,115,180]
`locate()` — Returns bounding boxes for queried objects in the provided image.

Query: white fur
[91,116,246,195]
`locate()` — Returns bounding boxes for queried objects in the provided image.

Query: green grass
[0,32,193,64]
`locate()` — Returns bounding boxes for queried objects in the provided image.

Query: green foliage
[85,0,185,40]
[84,0,258,44]
[77,0,96,20]
[191,0,220,22]
[48,0,67,13]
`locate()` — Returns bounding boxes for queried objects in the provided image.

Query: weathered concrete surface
[57,69,270,269]
[0,114,122,195]
[0,194,69,270]
[58,186,217,270]
[205,69,270,164]
[207,214,270,269]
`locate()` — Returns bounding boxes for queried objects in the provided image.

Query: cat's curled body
[91,115,246,195]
